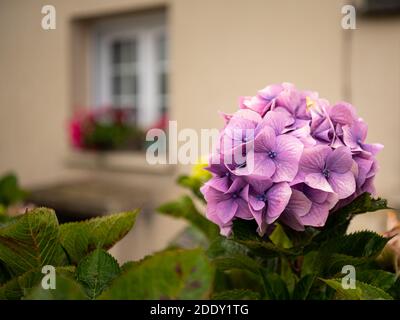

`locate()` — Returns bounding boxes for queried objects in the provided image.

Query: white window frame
[91,12,167,128]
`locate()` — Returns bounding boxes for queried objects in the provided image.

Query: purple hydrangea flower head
[201,83,383,236]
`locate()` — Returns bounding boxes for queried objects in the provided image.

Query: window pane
[158,34,166,61]
[121,40,136,63]
[112,76,121,96]
[159,72,167,95]
[121,75,137,96]
[111,40,137,64]
[112,42,121,64]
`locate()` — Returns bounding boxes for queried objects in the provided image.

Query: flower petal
[254,126,276,152]
[216,199,238,224]
[273,135,303,182]
[305,173,333,193]
[300,145,330,174]
[300,202,330,227]
[251,153,276,178]
[326,146,353,173]
[265,182,292,223]
[328,171,356,199]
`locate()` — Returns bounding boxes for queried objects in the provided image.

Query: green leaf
[388,278,400,299]
[76,249,120,299]
[99,248,214,299]
[322,254,374,276]
[212,255,261,275]
[280,257,298,294]
[334,231,388,258]
[262,272,290,300]
[0,262,10,286]
[313,193,388,244]
[0,266,75,300]
[319,231,388,261]
[232,219,261,241]
[301,251,319,277]
[321,278,393,300]
[157,196,219,241]
[310,231,388,276]
[237,239,296,258]
[59,210,138,264]
[292,274,315,300]
[26,274,87,300]
[212,289,260,300]
[207,237,249,259]
[269,224,293,249]
[0,173,26,207]
[0,208,65,276]
[356,270,397,291]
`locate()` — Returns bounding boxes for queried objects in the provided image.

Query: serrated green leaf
[157,196,219,241]
[0,266,75,300]
[292,274,315,300]
[321,278,393,300]
[323,253,373,276]
[76,249,120,299]
[0,208,65,276]
[99,248,214,299]
[356,270,397,291]
[320,231,388,261]
[337,231,388,258]
[59,210,138,264]
[212,289,260,300]
[207,237,249,259]
[212,254,261,275]
[26,274,87,300]
[313,193,388,244]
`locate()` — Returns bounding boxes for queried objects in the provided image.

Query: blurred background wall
[0,0,399,262]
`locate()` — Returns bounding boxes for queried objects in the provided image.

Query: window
[92,12,167,128]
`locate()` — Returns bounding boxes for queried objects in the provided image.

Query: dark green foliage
[0,206,214,300]
[163,188,397,300]
[0,208,140,299]
[0,173,26,207]
[99,248,214,299]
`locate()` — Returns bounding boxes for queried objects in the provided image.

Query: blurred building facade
[0,0,399,261]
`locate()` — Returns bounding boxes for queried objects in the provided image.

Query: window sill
[65,150,175,175]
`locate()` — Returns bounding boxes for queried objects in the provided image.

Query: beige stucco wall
[0,0,398,261]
